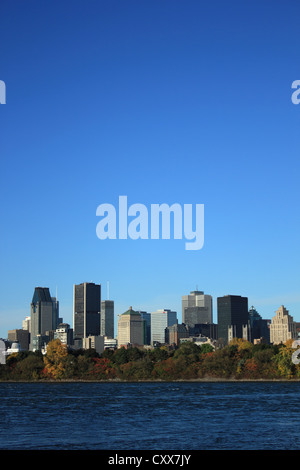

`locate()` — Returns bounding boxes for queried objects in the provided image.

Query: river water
[0,381,299,450]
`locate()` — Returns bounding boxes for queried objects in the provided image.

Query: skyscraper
[151,309,177,345]
[101,300,114,338]
[182,290,213,326]
[217,295,249,344]
[117,307,145,347]
[73,282,101,340]
[248,305,270,343]
[270,305,297,345]
[139,311,151,345]
[30,287,60,350]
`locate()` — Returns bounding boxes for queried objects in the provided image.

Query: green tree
[101,348,115,360]
[126,347,146,362]
[119,359,153,380]
[62,354,78,379]
[272,342,296,378]
[76,354,94,378]
[112,347,129,365]
[14,353,45,380]
[149,347,170,363]
[174,341,202,360]
[199,343,214,355]
[200,346,238,378]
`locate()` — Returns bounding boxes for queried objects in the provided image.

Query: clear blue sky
[0,0,299,338]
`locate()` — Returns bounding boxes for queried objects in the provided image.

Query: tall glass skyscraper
[139,311,151,345]
[101,300,114,338]
[151,309,177,345]
[73,282,101,340]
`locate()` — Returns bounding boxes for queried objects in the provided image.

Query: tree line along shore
[1,338,300,382]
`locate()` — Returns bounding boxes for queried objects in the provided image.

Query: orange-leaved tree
[43,339,69,379]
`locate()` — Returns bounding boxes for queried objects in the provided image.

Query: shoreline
[1,377,300,383]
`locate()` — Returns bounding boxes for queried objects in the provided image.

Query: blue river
[0,381,299,450]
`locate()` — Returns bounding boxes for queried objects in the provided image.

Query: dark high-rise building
[30,287,60,350]
[188,323,218,341]
[217,295,249,344]
[248,306,270,343]
[101,300,114,338]
[73,282,101,340]
[139,311,151,345]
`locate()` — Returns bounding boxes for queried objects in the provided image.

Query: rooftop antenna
[107,281,109,300]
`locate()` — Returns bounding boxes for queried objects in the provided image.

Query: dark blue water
[0,381,300,450]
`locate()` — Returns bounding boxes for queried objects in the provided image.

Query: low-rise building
[82,335,105,355]
[104,336,117,350]
[180,335,216,349]
[166,323,189,346]
[8,329,30,351]
[54,323,73,346]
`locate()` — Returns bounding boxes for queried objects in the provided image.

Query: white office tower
[22,316,31,332]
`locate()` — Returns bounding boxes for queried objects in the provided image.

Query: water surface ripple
[0,381,299,450]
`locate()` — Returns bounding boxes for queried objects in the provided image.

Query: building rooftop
[32,287,52,303]
[121,306,141,316]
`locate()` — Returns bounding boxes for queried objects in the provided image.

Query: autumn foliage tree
[3,335,300,381]
[43,339,69,379]
[272,340,298,379]
[89,357,116,380]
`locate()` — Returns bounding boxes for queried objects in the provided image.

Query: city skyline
[1,0,300,338]
[1,272,299,339]
[2,280,295,343]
